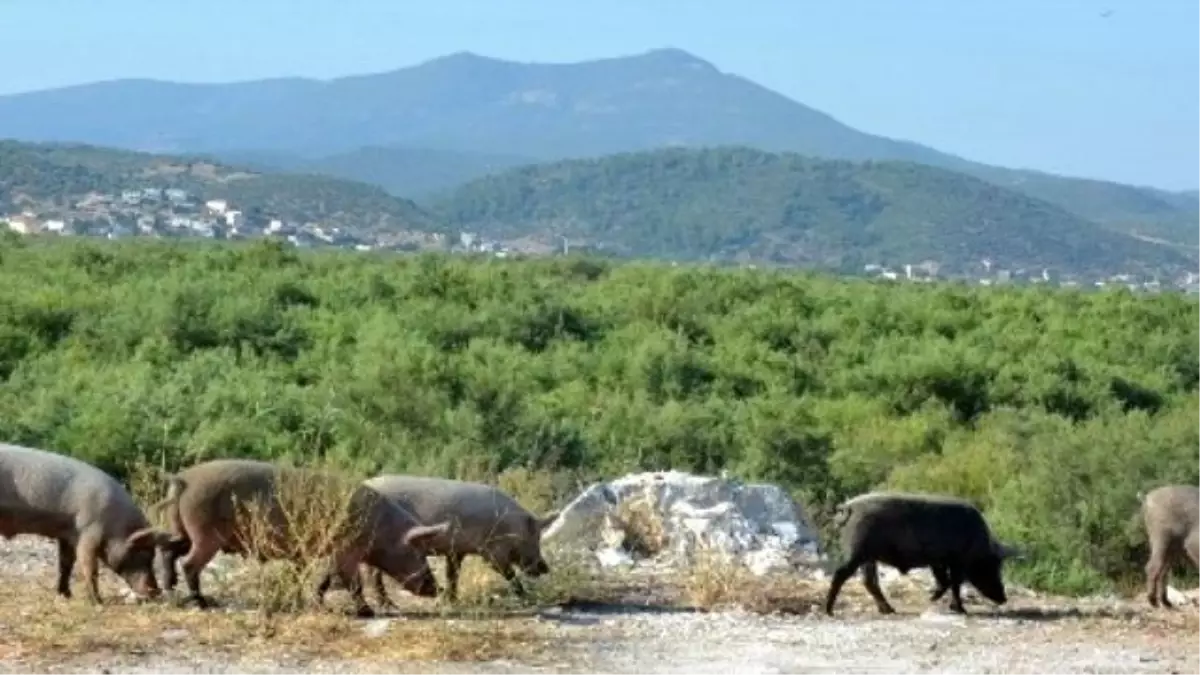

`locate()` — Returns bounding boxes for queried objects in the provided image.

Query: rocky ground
[0,537,1195,674]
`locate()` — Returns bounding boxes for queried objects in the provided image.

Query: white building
[6,218,34,234]
[224,210,244,228]
[205,199,229,215]
[43,219,66,234]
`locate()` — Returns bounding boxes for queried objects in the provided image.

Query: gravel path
[0,538,1195,674]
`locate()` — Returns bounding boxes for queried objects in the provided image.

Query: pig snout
[531,559,550,577]
[967,566,1008,605]
[519,554,550,578]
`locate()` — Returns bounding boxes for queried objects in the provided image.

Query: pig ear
[535,511,560,534]
[403,522,450,550]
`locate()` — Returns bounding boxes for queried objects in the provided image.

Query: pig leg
[443,553,463,602]
[1171,533,1200,607]
[350,552,394,612]
[367,566,397,611]
[929,566,951,601]
[159,536,191,592]
[55,538,76,599]
[357,549,400,610]
[823,555,864,616]
[860,561,896,615]
[179,535,221,609]
[945,565,968,614]
[77,536,103,605]
[1145,535,1169,608]
[478,549,526,598]
[315,555,374,619]
[488,558,526,598]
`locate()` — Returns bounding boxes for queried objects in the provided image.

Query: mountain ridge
[0,48,1194,246]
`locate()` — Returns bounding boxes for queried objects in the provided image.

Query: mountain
[0,49,957,163]
[0,140,441,235]
[0,48,1195,245]
[433,146,1195,277]
[1,48,1195,246]
[209,146,534,199]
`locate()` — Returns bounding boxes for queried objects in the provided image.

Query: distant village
[860,260,1200,294]
[4,186,415,252]
[3,185,1197,294]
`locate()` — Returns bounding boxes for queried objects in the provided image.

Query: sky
[1,0,1196,190]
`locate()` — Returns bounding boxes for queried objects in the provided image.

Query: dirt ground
[0,537,1196,674]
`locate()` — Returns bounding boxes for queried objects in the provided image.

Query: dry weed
[613,493,669,559]
[229,464,369,617]
[124,459,171,527]
[0,570,572,669]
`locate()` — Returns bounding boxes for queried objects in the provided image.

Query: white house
[205,199,229,215]
[43,219,66,234]
[224,210,244,228]
[6,215,38,234]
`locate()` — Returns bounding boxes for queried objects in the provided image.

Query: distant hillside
[212,146,534,199]
[0,141,441,234]
[434,147,1195,277]
[0,48,1194,245]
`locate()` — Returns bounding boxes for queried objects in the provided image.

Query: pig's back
[0,443,140,530]
[365,475,528,528]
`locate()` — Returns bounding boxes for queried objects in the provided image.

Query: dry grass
[230,465,367,617]
[612,494,669,559]
[0,570,573,670]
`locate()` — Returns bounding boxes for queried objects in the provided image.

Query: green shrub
[0,237,1195,595]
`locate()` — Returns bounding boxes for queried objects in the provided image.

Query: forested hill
[434,147,1196,277]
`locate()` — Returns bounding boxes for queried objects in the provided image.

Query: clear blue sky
[1,0,1196,190]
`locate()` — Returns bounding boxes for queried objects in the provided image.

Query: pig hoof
[353,606,376,619]
[181,594,215,610]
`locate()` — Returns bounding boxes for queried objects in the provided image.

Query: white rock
[1166,583,1185,605]
[362,619,393,638]
[596,547,635,568]
[541,470,824,575]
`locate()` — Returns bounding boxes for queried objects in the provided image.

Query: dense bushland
[0,234,1195,594]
